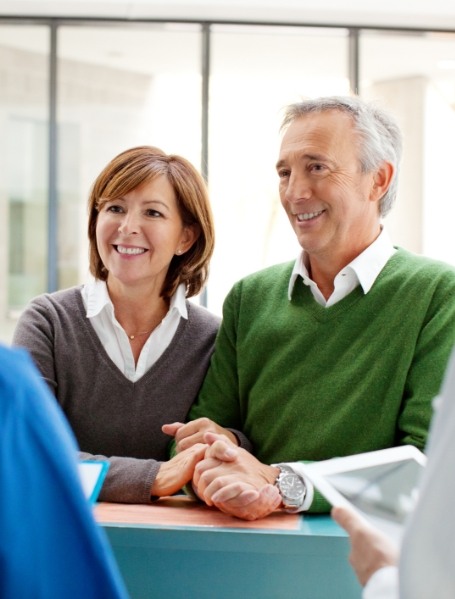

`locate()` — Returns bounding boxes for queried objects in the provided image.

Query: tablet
[77,460,110,504]
[293,445,427,541]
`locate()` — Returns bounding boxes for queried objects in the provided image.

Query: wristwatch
[274,464,307,512]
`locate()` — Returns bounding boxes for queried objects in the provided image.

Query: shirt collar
[82,279,188,320]
[288,227,396,300]
[169,283,188,319]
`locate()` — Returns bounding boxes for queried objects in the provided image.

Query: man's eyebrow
[276,153,331,170]
[305,153,329,162]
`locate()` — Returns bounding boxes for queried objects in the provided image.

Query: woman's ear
[177,224,200,255]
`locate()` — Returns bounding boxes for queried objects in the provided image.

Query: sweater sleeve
[188,283,246,435]
[79,451,161,504]
[397,270,455,450]
[12,295,59,394]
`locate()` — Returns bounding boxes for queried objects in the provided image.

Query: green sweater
[189,249,455,512]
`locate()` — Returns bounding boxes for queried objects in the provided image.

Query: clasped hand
[162,419,281,520]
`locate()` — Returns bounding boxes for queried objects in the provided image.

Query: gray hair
[281,96,402,217]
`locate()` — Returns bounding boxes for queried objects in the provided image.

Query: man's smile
[296,210,325,222]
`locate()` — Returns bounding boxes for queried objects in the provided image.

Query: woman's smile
[114,244,148,256]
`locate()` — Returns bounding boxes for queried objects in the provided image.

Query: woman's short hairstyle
[87,146,215,299]
[280,95,403,217]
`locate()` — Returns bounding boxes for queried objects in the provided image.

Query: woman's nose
[117,213,139,235]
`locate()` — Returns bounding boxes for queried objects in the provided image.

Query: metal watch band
[273,464,307,512]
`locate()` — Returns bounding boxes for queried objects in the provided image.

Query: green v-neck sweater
[189,248,455,512]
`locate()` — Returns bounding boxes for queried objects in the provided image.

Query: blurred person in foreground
[0,344,128,598]
[333,347,455,599]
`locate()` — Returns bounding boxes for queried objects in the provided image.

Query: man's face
[276,110,382,266]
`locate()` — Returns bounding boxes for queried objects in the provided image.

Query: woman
[13,146,220,503]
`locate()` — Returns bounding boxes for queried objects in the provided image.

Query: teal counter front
[95,497,361,599]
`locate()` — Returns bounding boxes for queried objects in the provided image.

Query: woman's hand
[150,443,207,497]
[162,418,239,453]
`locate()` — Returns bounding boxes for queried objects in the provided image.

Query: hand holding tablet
[292,445,426,542]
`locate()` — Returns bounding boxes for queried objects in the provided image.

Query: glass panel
[208,25,350,314]
[56,23,202,290]
[360,30,455,266]
[0,25,49,342]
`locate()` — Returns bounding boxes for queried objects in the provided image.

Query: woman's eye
[146,209,162,218]
[106,204,123,213]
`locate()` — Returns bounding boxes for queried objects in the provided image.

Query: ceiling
[1,0,455,31]
[2,0,455,91]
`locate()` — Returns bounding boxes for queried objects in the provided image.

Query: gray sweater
[13,286,220,503]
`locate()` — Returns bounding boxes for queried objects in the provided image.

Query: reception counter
[95,497,361,599]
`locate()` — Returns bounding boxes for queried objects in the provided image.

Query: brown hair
[87,146,215,299]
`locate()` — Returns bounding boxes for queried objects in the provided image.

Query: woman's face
[96,175,196,293]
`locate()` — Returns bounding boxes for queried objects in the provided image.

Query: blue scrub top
[0,345,129,599]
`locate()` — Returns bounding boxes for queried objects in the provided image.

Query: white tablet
[293,445,427,541]
[78,460,110,504]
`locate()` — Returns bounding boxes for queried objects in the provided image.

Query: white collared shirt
[288,228,396,307]
[81,280,188,382]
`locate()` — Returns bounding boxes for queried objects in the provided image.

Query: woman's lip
[114,244,148,255]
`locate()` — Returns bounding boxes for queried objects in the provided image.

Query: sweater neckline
[290,248,406,317]
[73,287,190,386]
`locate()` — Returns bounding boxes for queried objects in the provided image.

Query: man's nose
[284,173,311,203]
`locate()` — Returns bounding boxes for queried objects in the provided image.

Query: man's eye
[310,164,326,173]
[278,169,290,179]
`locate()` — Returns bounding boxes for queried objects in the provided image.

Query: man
[332,346,455,598]
[164,95,455,520]
[0,344,128,598]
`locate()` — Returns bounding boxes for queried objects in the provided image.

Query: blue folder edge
[78,460,110,504]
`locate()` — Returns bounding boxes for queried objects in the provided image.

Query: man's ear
[370,161,394,203]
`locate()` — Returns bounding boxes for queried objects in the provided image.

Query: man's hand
[331,505,399,587]
[150,443,207,498]
[162,418,239,452]
[193,432,281,520]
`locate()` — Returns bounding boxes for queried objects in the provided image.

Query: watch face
[280,473,306,500]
